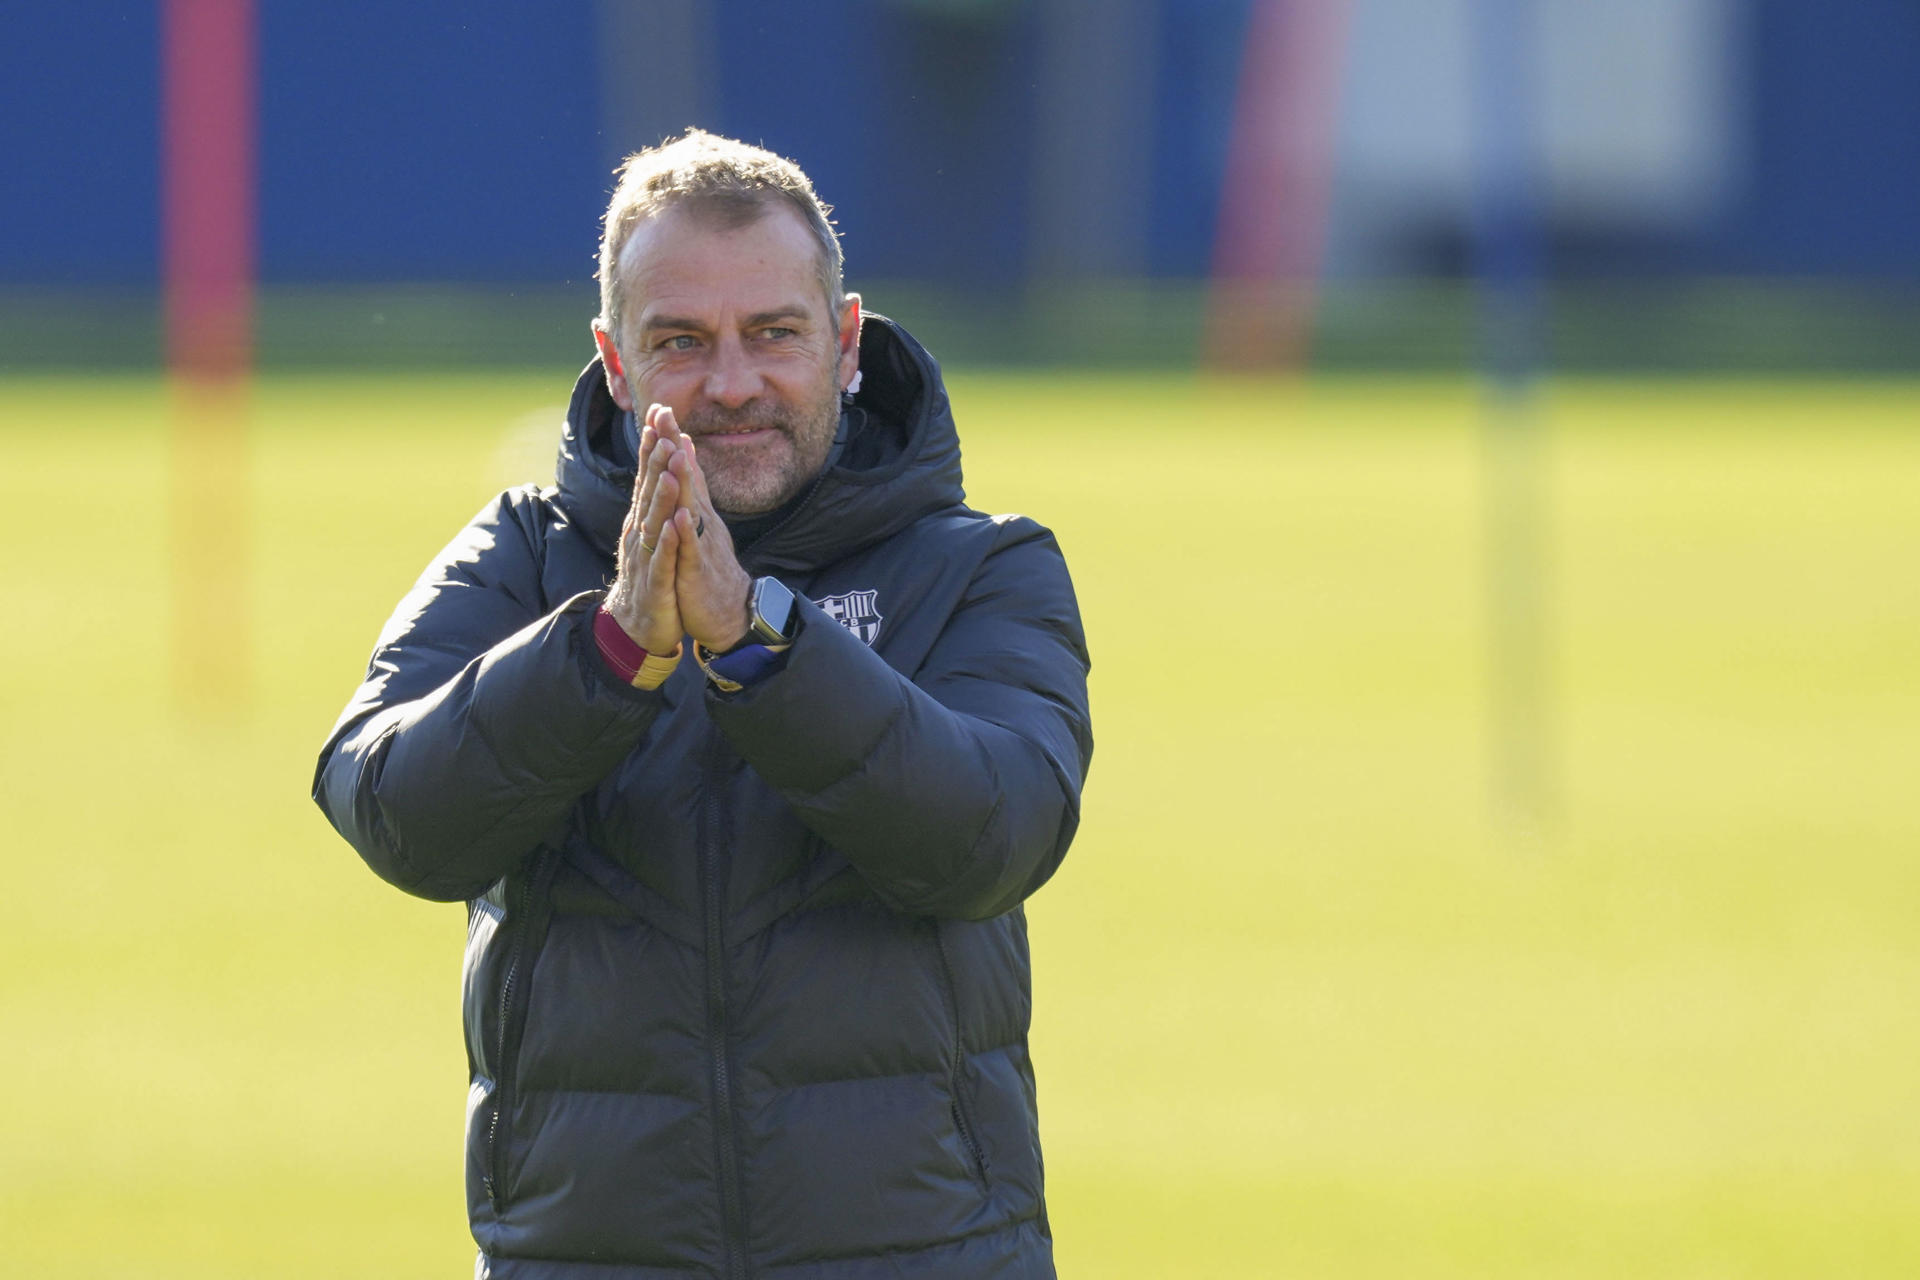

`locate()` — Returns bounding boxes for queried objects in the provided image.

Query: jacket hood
[552,314,965,576]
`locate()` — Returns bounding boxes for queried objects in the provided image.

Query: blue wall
[3,2,163,285]
[259,4,606,282]
[2,0,1915,288]
[1718,0,1920,276]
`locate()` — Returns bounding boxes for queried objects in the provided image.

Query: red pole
[162,0,256,712]
[164,0,256,378]
[1204,0,1352,373]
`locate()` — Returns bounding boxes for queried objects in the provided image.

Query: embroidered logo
[816,589,884,646]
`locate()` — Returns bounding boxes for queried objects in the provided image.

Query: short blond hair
[595,129,844,343]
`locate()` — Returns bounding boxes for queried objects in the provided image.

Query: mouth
[693,425,783,443]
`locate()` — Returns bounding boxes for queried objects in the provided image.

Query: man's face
[602,202,859,516]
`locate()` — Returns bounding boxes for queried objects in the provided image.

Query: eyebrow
[640,307,813,335]
[743,307,811,329]
[640,314,708,335]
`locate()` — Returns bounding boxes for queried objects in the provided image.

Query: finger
[647,519,680,597]
[652,403,684,443]
[645,430,675,484]
[671,506,703,566]
[668,446,698,509]
[626,498,650,568]
[637,418,658,473]
[640,469,680,551]
[637,435,675,526]
[669,450,722,552]
[616,462,648,578]
[637,406,664,488]
[651,407,709,521]
[678,436,717,516]
[646,402,674,445]
[668,441,725,554]
[672,495,741,598]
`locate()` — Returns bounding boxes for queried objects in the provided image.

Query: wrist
[605,595,678,655]
[593,604,681,690]
[721,582,754,653]
[695,635,792,693]
[695,576,801,691]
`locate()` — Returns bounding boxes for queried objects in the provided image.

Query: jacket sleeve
[311,490,667,902]
[706,516,1093,920]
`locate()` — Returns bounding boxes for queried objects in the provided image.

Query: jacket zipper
[931,921,991,1187]
[700,730,749,1279]
[484,849,559,1216]
[703,526,818,1277]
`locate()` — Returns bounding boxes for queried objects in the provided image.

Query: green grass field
[2,370,1915,1276]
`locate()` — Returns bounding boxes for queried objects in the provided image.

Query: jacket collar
[552,315,965,576]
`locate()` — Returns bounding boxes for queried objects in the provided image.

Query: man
[313,129,1092,1279]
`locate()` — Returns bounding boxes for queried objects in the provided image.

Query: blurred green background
[6,1,1920,1275]
[4,370,1915,1275]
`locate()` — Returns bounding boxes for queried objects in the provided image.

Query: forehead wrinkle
[635,297,819,335]
[614,203,836,341]
[630,273,824,338]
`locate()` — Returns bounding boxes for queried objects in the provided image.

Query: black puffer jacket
[313,318,1092,1279]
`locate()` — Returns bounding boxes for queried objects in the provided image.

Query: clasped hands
[604,404,752,656]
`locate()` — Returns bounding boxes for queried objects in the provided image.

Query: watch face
[754,577,796,642]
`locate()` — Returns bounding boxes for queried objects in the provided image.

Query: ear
[836,293,862,394]
[593,324,635,412]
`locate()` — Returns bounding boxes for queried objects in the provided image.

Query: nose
[702,334,764,409]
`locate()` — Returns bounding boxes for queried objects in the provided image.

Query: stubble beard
[689,358,842,516]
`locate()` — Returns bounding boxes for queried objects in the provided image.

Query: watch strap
[696,639,791,693]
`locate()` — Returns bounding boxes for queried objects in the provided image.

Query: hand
[604,415,685,654]
[649,404,752,652]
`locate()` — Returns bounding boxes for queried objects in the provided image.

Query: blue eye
[662,335,698,351]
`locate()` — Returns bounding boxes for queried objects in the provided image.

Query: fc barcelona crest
[816,589,883,646]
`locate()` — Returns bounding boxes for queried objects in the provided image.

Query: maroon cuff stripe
[593,606,648,684]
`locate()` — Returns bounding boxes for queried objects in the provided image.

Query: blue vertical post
[1470,0,1556,841]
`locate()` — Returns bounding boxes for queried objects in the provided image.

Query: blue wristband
[705,642,787,688]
